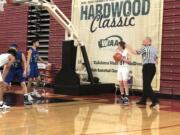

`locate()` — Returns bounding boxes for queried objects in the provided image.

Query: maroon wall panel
[161,0,180,95]
[0,5,28,53]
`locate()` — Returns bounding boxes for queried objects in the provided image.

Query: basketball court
[0,91,180,135]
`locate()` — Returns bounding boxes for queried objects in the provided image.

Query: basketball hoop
[0,0,6,12]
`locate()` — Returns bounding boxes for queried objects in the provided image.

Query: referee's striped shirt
[136,45,158,65]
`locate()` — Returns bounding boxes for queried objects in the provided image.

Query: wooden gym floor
[0,90,180,135]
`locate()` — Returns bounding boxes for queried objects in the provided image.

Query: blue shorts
[29,64,39,78]
[5,69,25,84]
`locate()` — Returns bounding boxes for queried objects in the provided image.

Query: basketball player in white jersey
[0,49,17,109]
[117,41,131,105]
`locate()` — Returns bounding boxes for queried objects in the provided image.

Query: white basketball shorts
[117,66,129,81]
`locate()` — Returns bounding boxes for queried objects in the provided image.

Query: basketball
[113,53,122,62]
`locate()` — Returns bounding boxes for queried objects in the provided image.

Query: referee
[128,37,159,107]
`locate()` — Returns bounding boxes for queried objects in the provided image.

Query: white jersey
[117,49,129,81]
[118,49,129,67]
[0,53,10,67]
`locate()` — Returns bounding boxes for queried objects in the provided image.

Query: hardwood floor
[0,93,180,135]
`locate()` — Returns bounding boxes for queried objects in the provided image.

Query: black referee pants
[141,64,158,103]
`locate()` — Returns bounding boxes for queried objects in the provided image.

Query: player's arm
[2,65,7,78]
[6,55,15,68]
[127,44,147,56]
[2,55,15,79]
[122,53,131,64]
[2,65,7,73]
[27,49,32,72]
[21,53,27,76]
[38,56,47,64]
[126,44,139,55]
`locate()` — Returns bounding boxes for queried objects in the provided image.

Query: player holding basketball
[0,49,17,109]
[27,38,46,98]
[4,44,33,105]
[116,41,131,105]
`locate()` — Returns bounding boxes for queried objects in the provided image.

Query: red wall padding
[161,0,180,95]
[0,5,28,53]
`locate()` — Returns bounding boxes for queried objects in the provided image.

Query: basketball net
[0,0,6,12]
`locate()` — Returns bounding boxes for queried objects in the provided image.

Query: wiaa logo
[98,35,122,49]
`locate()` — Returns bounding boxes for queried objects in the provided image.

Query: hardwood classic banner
[72,0,164,90]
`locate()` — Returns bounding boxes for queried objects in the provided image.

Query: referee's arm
[126,44,145,55]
